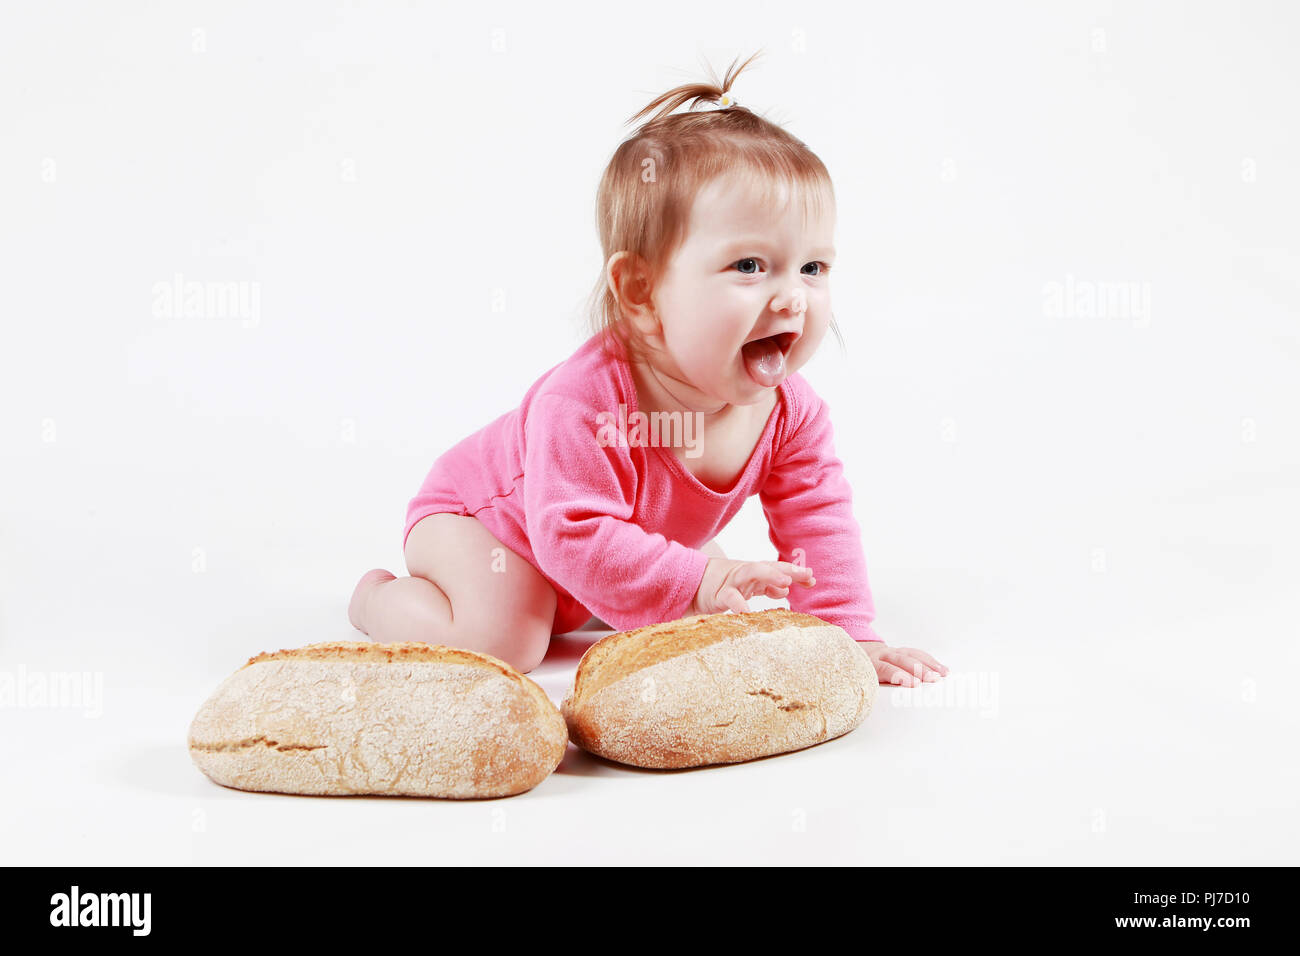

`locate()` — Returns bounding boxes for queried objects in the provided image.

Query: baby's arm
[759,387,947,683]
[758,389,881,642]
[523,393,710,631]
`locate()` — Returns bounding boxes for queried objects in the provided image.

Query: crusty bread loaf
[188,641,567,798]
[560,608,878,769]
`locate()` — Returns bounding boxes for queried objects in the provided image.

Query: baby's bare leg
[349,514,558,673]
[349,571,450,643]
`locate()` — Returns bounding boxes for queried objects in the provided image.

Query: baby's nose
[789,288,807,314]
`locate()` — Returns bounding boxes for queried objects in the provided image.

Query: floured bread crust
[189,641,568,798]
[561,609,878,769]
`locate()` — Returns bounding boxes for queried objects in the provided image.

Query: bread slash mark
[747,688,808,712]
[192,735,327,753]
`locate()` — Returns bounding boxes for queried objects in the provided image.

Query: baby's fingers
[764,564,816,587]
[893,646,949,678]
[717,585,750,615]
[734,562,790,591]
[873,657,923,688]
[880,648,945,683]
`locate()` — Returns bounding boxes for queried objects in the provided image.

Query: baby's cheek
[704,340,741,372]
[676,328,729,362]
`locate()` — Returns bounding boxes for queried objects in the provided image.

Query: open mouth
[744,330,799,354]
[740,329,799,388]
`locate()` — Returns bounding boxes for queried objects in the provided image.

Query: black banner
[5,866,1283,941]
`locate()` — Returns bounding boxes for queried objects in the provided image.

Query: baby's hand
[861,641,948,687]
[691,557,816,617]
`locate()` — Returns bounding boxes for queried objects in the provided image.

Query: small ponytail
[625,50,764,127]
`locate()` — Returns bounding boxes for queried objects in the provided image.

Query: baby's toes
[348,568,396,634]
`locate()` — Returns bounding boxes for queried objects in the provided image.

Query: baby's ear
[606,251,654,311]
[607,255,663,343]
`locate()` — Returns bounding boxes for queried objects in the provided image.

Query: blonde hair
[585,50,845,365]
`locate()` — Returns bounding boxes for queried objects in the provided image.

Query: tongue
[742,336,786,387]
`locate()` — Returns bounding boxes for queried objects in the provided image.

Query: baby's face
[649,173,835,406]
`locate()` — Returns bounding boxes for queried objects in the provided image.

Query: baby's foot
[348,568,397,634]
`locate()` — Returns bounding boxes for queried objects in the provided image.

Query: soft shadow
[121,743,215,798]
[541,631,606,666]
[554,738,831,778]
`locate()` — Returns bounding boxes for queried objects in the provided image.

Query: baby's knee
[465,617,551,673]
[508,629,551,673]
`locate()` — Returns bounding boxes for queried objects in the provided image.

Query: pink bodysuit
[403,330,883,643]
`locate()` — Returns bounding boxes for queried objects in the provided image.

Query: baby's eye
[730,258,830,276]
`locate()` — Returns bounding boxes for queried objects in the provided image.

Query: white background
[2,0,1297,864]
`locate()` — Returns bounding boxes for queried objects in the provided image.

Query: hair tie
[716,92,738,108]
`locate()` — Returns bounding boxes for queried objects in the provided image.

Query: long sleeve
[759,389,883,643]
[523,392,711,632]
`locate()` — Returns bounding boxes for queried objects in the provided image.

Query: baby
[349,53,947,689]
